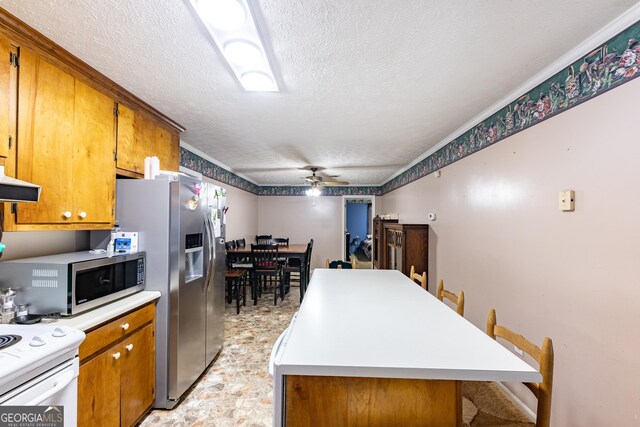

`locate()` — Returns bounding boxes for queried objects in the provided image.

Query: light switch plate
[559,190,575,211]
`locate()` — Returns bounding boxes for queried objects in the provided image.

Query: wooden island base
[285,375,461,427]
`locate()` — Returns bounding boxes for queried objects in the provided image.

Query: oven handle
[26,368,75,406]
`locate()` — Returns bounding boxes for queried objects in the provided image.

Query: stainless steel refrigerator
[115,174,225,409]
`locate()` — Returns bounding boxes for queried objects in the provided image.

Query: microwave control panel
[137,257,145,286]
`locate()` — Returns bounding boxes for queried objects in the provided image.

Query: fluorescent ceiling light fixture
[198,0,246,31]
[241,71,276,91]
[224,40,263,67]
[191,0,279,92]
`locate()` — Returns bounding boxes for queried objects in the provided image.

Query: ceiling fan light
[197,0,246,31]
[224,40,263,67]
[241,71,277,91]
[306,187,321,197]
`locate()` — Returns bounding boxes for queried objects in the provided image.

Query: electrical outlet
[428,212,436,221]
[514,345,524,357]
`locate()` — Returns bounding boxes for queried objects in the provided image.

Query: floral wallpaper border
[182,19,640,197]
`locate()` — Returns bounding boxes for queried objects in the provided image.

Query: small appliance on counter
[0,251,145,316]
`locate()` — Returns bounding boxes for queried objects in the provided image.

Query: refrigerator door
[205,185,225,365]
[171,175,207,401]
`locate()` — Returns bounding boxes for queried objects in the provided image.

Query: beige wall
[258,196,343,269]
[203,177,258,244]
[381,78,640,426]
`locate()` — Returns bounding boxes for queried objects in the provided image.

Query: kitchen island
[270,269,540,426]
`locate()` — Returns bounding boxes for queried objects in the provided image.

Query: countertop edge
[277,364,542,383]
[49,291,161,331]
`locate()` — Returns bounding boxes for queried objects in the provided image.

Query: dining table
[269,269,541,426]
[226,243,309,300]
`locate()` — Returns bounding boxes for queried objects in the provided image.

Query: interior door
[0,35,11,159]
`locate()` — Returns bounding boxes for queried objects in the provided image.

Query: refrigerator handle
[205,216,217,291]
[203,217,213,293]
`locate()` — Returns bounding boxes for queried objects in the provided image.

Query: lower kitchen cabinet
[78,303,156,427]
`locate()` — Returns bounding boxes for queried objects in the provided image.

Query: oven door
[0,358,79,427]
[71,253,145,314]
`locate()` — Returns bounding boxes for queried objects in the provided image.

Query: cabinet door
[115,103,145,174]
[120,324,155,427]
[72,80,115,224]
[16,48,75,224]
[152,123,179,172]
[78,348,122,427]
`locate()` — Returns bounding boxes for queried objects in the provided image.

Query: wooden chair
[256,234,272,244]
[462,309,554,427]
[226,240,255,304]
[251,244,284,305]
[436,279,465,316]
[409,265,427,290]
[272,237,289,247]
[224,269,247,314]
[326,259,352,269]
[235,238,246,248]
[284,240,312,303]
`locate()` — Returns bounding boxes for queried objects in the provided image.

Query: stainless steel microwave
[0,251,145,316]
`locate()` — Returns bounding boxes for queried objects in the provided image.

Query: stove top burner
[0,334,22,350]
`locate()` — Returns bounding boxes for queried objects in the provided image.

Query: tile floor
[141,285,300,427]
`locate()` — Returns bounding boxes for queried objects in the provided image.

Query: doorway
[341,195,375,263]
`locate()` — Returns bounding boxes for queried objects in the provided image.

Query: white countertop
[276,269,541,382]
[49,291,161,331]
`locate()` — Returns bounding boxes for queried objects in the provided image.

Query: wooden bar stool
[462,308,554,427]
[436,279,465,316]
[225,269,247,314]
[409,265,427,290]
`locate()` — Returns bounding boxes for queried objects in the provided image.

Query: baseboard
[495,382,536,421]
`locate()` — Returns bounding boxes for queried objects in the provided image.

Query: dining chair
[436,279,465,316]
[251,244,284,305]
[283,240,312,303]
[409,265,427,290]
[303,239,314,297]
[272,237,289,247]
[326,259,352,269]
[256,234,273,244]
[462,309,554,427]
[235,238,246,248]
[226,239,256,304]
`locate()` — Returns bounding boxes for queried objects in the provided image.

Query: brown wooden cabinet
[381,223,429,289]
[3,47,116,230]
[116,103,180,176]
[78,303,156,427]
[372,216,398,269]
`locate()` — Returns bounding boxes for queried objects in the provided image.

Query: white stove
[0,324,85,426]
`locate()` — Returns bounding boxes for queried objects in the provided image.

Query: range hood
[0,165,41,203]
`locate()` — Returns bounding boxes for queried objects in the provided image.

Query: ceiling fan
[302,166,349,186]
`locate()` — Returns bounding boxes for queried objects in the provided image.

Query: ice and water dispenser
[185,233,204,282]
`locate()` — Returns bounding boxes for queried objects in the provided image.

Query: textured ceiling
[1,0,638,185]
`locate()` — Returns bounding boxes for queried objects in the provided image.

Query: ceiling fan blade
[323,181,350,186]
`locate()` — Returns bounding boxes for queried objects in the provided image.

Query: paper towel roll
[151,156,160,179]
[144,157,152,179]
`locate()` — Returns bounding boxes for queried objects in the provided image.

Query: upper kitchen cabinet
[116,103,180,176]
[8,48,115,229]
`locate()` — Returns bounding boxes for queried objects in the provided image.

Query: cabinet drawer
[79,303,155,362]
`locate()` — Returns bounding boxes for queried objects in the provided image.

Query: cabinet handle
[113,352,121,360]
[125,344,134,351]
[121,323,130,331]
[62,211,72,219]
[78,211,87,219]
